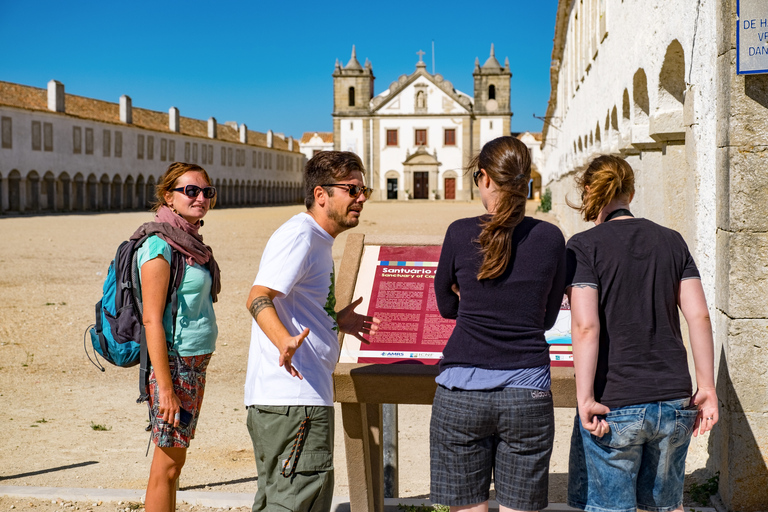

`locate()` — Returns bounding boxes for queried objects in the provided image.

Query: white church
[332,45,512,201]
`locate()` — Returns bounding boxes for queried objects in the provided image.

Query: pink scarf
[131,206,221,302]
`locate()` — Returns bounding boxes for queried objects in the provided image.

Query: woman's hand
[692,386,718,437]
[578,399,611,437]
[157,385,183,427]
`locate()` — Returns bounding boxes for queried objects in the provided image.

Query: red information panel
[339,245,574,367]
[340,245,452,364]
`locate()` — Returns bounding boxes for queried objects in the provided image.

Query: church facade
[332,46,512,201]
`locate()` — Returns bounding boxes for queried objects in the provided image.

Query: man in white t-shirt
[245,151,380,512]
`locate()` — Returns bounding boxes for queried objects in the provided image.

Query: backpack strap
[136,236,186,403]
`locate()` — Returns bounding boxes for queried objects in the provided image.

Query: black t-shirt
[565,217,700,408]
[436,216,566,372]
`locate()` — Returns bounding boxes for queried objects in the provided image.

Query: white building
[299,132,334,160]
[539,1,768,509]
[0,80,306,213]
[332,45,512,200]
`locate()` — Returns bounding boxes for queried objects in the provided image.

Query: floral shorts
[148,354,211,448]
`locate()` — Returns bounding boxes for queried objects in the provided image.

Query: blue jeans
[567,398,698,512]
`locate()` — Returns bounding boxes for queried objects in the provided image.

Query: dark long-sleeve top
[435,215,566,372]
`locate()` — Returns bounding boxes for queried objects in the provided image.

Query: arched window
[488,84,496,100]
[348,87,355,107]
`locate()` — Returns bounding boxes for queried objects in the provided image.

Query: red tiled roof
[300,131,333,144]
[0,80,302,153]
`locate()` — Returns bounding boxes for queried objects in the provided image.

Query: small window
[169,139,175,160]
[103,130,111,157]
[192,143,197,163]
[31,121,41,151]
[201,144,207,164]
[208,145,213,165]
[72,126,82,154]
[488,84,496,100]
[348,86,355,107]
[115,131,123,157]
[43,122,53,152]
[386,129,398,146]
[258,151,262,168]
[85,128,93,155]
[1,116,11,149]
[253,150,257,168]
[137,134,145,159]
[415,129,427,146]
[228,148,232,166]
[221,146,226,165]
[147,136,154,160]
[184,142,190,161]
[160,138,167,161]
[444,128,456,146]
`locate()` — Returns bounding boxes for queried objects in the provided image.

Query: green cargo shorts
[246,405,334,512]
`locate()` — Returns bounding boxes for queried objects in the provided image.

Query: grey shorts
[430,385,555,510]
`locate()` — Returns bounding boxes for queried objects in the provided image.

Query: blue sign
[738,0,768,74]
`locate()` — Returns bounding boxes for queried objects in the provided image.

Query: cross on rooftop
[416,49,425,63]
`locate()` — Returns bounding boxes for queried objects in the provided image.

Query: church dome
[345,45,364,71]
[482,43,503,70]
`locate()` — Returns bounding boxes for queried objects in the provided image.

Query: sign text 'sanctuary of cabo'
[737,0,768,74]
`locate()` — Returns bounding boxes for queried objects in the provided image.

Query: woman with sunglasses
[135,162,222,512]
[431,136,566,512]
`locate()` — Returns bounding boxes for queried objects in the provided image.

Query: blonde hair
[569,155,634,222]
[470,136,531,280]
[152,162,216,211]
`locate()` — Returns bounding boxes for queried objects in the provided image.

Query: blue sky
[0,1,558,139]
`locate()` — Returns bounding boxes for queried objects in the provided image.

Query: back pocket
[594,408,645,449]
[670,408,698,447]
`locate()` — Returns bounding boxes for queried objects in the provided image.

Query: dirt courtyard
[0,200,712,511]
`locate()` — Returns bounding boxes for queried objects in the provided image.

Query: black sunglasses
[473,169,484,187]
[172,185,216,199]
[321,183,372,199]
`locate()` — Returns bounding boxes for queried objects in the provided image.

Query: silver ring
[174,413,181,419]
[706,417,713,420]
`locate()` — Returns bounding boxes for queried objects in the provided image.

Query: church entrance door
[387,178,398,200]
[413,172,428,199]
[444,178,455,200]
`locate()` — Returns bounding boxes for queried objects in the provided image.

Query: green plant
[397,504,448,512]
[35,418,48,424]
[537,187,552,213]
[90,422,112,431]
[689,471,719,506]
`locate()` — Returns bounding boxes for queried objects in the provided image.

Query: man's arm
[246,284,309,379]
[569,284,611,437]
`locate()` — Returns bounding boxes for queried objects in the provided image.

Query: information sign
[738,0,768,74]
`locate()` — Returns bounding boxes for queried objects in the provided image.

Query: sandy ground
[0,200,712,512]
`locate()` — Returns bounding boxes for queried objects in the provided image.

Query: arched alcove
[43,171,55,211]
[622,89,631,120]
[124,175,135,210]
[633,69,650,124]
[87,174,98,211]
[146,176,156,210]
[100,174,111,210]
[58,171,71,211]
[659,40,686,109]
[9,170,21,212]
[27,170,40,212]
[111,175,123,210]
[73,173,85,211]
[136,175,146,210]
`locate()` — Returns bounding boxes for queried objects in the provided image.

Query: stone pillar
[47,80,65,113]
[208,117,217,139]
[240,123,248,144]
[120,95,132,124]
[169,107,180,132]
[711,1,768,510]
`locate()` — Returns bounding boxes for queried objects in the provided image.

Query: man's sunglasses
[473,169,484,187]
[172,185,217,199]
[321,183,373,199]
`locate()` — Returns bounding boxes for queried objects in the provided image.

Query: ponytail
[568,155,634,222]
[472,137,531,280]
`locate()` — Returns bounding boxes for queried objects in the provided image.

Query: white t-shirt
[244,212,339,406]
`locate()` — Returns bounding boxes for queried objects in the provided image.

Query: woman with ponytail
[565,155,717,512]
[430,136,566,512]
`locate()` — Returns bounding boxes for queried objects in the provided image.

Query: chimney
[240,123,248,144]
[169,107,180,132]
[267,130,274,148]
[47,80,65,113]
[208,117,217,139]
[120,95,132,124]
[288,136,294,151]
